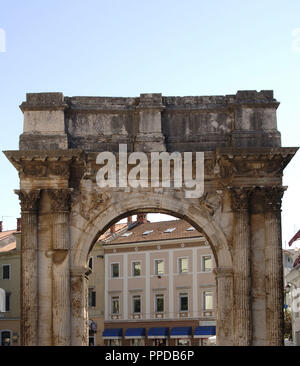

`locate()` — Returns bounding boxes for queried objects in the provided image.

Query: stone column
[214,267,234,346]
[230,188,252,345]
[70,266,90,346]
[264,186,285,346]
[14,189,41,346]
[47,188,72,346]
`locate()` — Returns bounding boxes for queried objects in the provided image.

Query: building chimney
[0,221,2,232]
[17,218,21,232]
[127,216,132,225]
[110,224,116,235]
[137,213,147,224]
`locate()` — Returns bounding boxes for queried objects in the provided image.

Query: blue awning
[170,327,192,338]
[125,328,146,339]
[102,328,122,339]
[148,327,169,339]
[194,326,216,338]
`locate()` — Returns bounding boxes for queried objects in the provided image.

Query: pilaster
[47,188,72,346]
[14,189,41,346]
[70,266,90,346]
[230,187,252,345]
[264,186,285,346]
[213,267,234,346]
[135,93,166,152]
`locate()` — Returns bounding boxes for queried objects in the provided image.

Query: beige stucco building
[0,223,21,346]
[285,248,300,346]
[92,215,217,346]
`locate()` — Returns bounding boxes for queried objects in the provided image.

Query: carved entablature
[14,189,41,212]
[203,148,297,189]
[47,188,73,212]
[4,150,83,180]
[263,186,286,212]
[230,187,253,212]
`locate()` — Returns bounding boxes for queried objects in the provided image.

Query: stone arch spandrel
[70,191,232,271]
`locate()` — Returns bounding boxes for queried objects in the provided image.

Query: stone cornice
[207,147,298,185]
[3,150,84,177]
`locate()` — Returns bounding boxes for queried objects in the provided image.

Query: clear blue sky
[0,0,299,247]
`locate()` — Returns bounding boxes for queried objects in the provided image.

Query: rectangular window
[111,263,119,278]
[2,264,10,280]
[111,296,120,314]
[179,293,188,311]
[88,290,96,307]
[5,292,10,312]
[132,295,141,313]
[178,258,188,273]
[154,259,164,276]
[202,256,212,272]
[132,262,141,277]
[155,294,164,312]
[203,291,213,310]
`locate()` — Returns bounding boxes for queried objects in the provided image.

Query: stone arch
[6,90,297,346]
[70,192,234,346]
[71,193,232,271]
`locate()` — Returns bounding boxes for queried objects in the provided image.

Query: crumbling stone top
[19,90,278,112]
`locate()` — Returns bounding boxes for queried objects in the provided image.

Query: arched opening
[71,191,233,346]
[86,212,219,346]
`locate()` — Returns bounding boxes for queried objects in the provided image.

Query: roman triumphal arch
[4,91,298,346]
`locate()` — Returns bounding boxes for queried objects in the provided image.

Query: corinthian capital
[14,189,41,212]
[264,186,286,212]
[47,188,73,212]
[230,187,253,212]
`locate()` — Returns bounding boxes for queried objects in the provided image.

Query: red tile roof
[0,230,16,240]
[98,223,128,241]
[104,219,202,245]
[0,241,16,253]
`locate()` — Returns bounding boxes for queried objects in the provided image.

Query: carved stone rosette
[14,189,41,346]
[263,186,285,346]
[230,187,253,345]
